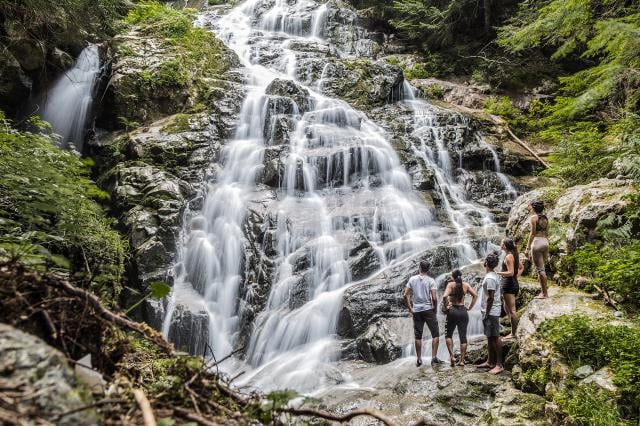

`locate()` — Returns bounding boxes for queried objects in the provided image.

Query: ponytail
[451,269,464,300]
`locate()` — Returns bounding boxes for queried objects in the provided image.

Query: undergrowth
[0,112,126,303]
[541,314,640,420]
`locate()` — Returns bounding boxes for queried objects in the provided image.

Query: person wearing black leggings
[442,270,478,366]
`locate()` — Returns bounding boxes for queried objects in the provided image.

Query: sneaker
[431,357,445,365]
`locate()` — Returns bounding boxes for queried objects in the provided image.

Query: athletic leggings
[445,305,469,344]
[532,237,549,276]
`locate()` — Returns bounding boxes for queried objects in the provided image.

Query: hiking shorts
[413,309,439,340]
[483,315,500,337]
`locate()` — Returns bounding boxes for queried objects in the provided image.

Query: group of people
[403,200,550,374]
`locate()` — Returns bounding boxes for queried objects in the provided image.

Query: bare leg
[445,337,455,366]
[458,343,467,366]
[432,336,439,360]
[489,337,504,374]
[503,294,518,338]
[540,273,548,297]
[415,339,422,366]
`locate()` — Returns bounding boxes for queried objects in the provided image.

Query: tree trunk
[483,0,492,35]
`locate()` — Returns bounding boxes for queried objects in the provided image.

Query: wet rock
[167,304,209,355]
[0,324,98,425]
[338,245,457,339]
[348,240,383,281]
[265,78,313,113]
[355,318,406,363]
[320,59,404,109]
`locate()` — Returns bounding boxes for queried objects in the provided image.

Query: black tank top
[501,258,518,286]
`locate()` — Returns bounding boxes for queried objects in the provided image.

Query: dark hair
[530,200,545,214]
[451,269,464,301]
[502,238,519,279]
[419,260,430,273]
[484,252,499,269]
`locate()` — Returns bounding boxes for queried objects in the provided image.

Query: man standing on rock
[478,252,504,374]
[404,260,444,367]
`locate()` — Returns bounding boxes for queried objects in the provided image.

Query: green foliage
[0,113,126,302]
[563,241,640,310]
[390,0,493,47]
[161,113,193,134]
[0,0,129,43]
[553,384,623,426]
[423,84,445,100]
[541,314,640,416]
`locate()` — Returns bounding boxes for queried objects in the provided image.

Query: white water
[162,0,517,393]
[40,45,101,151]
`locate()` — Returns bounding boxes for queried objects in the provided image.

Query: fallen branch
[134,389,156,426]
[504,125,550,169]
[281,406,399,426]
[45,274,174,355]
[173,407,220,426]
[593,284,620,311]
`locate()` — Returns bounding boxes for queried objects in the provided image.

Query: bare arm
[518,260,524,277]
[484,289,495,318]
[526,216,537,254]
[496,254,515,277]
[430,287,438,309]
[466,283,478,311]
[403,287,413,314]
[442,282,453,310]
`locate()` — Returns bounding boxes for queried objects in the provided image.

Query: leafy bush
[562,241,640,310]
[541,315,640,417]
[553,384,622,426]
[0,113,126,303]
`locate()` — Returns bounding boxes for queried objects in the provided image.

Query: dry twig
[134,389,156,426]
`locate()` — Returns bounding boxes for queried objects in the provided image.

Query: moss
[161,113,192,134]
[114,0,238,123]
[541,315,640,418]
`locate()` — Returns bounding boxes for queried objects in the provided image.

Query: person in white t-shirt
[477,252,504,374]
[403,260,444,367]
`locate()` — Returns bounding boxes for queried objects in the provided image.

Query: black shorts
[501,278,519,296]
[483,315,500,337]
[413,309,439,340]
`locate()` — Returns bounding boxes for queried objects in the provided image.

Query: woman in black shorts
[497,238,524,339]
[442,270,478,366]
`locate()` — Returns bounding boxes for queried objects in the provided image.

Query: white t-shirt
[405,274,436,312]
[481,271,501,317]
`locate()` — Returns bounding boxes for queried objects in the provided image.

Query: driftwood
[282,406,400,426]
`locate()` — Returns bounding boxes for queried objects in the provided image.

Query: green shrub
[0,114,126,303]
[553,384,623,426]
[541,315,640,416]
[423,84,444,100]
[562,241,640,310]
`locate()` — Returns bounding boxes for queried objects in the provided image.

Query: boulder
[411,78,490,109]
[480,382,548,425]
[0,324,98,425]
[265,79,313,113]
[338,245,458,339]
[506,179,636,255]
[355,318,406,363]
[320,59,404,109]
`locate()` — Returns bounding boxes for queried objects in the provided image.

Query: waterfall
[161,0,517,393]
[40,45,101,151]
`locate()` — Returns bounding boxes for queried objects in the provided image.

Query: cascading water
[161,0,518,393]
[40,45,101,151]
